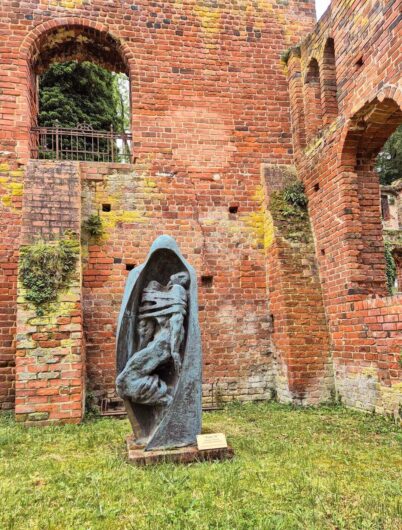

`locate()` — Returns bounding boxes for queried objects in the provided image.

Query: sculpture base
[126,435,234,466]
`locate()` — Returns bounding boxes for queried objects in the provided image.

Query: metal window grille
[30,123,133,164]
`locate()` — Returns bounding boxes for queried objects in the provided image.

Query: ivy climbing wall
[261,164,333,404]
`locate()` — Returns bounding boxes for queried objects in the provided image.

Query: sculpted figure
[116,272,190,406]
[116,236,202,451]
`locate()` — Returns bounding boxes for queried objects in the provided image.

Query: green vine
[82,213,104,239]
[384,242,397,295]
[19,237,79,315]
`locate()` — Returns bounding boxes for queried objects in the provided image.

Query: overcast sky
[316,0,331,19]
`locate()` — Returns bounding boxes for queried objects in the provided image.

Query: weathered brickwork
[0,0,401,422]
[0,156,23,410]
[261,164,333,404]
[80,162,275,407]
[15,161,84,424]
[286,0,402,416]
[0,0,316,420]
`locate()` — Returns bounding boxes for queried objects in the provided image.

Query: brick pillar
[15,161,84,425]
[304,60,323,143]
[287,50,307,150]
[0,155,23,410]
[262,164,333,404]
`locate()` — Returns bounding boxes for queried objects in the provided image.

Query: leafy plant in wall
[384,242,397,295]
[283,180,308,210]
[82,213,104,239]
[270,180,310,243]
[19,237,79,315]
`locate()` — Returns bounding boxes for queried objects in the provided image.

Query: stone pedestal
[126,435,234,466]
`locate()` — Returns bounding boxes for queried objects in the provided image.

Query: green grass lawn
[0,403,401,530]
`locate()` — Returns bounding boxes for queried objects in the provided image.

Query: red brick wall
[1,0,401,419]
[15,160,84,424]
[0,1,317,413]
[262,164,332,404]
[0,156,23,410]
[287,0,402,415]
[80,162,275,406]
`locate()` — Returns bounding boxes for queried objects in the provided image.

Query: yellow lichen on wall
[86,170,165,240]
[194,3,222,37]
[304,116,341,158]
[241,185,274,251]
[376,382,402,421]
[18,275,80,326]
[96,187,147,237]
[0,167,23,210]
[99,208,146,235]
[185,1,297,45]
[48,0,83,8]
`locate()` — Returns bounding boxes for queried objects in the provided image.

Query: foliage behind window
[39,61,129,132]
[377,125,402,185]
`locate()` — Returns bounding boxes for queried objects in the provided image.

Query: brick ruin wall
[80,161,275,409]
[0,0,401,422]
[0,0,317,420]
[287,0,402,416]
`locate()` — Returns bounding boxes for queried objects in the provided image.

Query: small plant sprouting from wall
[82,213,104,239]
[283,180,308,209]
[270,180,310,242]
[384,242,397,295]
[19,237,79,315]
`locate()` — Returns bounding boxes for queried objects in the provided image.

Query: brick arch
[18,18,135,161]
[337,93,402,295]
[320,37,338,123]
[287,51,307,149]
[339,90,402,167]
[20,18,134,72]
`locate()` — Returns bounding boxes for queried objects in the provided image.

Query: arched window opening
[322,38,338,123]
[304,58,323,142]
[343,98,402,295]
[28,25,132,163]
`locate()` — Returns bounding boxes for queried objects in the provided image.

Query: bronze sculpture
[116,236,202,451]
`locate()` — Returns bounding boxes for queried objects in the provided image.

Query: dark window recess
[126,263,136,271]
[314,183,320,192]
[356,56,364,68]
[100,397,126,417]
[321,248,326,256]
[102,204,111,212]
[381,195,390,220]
[229,205,239,214]
[201,275,213,287]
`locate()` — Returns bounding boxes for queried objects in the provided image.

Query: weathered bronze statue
[116,236,202,451]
